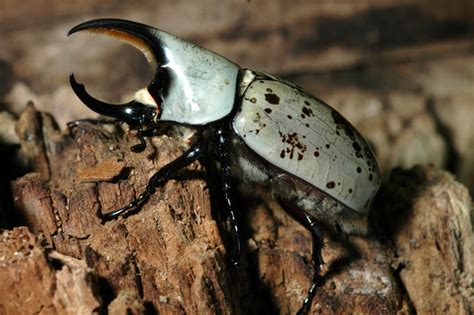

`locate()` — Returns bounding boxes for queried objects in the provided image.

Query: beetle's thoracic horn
[68,18,163,68]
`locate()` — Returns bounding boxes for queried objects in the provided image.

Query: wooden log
[3,103,473,314]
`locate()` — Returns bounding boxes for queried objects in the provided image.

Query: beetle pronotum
[68,19,381,314]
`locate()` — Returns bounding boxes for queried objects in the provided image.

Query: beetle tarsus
[297,274,321,315]
[130,129,147,152]
[97,190,151,222]
[277,199,325,314]
[296,216,324,315]
[228,211,242,267]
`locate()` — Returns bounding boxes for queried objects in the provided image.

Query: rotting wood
[2,104,473,314]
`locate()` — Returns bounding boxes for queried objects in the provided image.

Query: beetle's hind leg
[277,199,324,315]
[97,140,207,222]
[296,214,324,315]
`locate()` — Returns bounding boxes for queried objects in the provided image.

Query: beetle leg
[98,139,207,221]
[296,214,324,315]
[129,126,164,152]
[221,166,242,267]
[130,128,147,152]
[216,128,242,267]
[277,199,324,315]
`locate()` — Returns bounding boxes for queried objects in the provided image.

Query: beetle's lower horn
[69,73,133,119]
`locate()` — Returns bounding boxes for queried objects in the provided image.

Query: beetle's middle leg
[216,128,242,267]
[97,139,207,221]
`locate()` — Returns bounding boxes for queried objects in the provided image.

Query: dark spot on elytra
[287,115,292,119]
[264,108,272,114]
[355,151,362,158]
[349,188,353,194]
[304,100,310,106]
[336,131,340,136]
[302,106,314,117]
[250,97,257,103]
[325,144,330,149]
[265,93,280,105]
[301,114,306,119]
[279,131,307,160]
[352,141,362,152]
[369,174,374,181]
[314,151,320,157]
[259,80,264,83]
[331,110,343,123]
[305,123,310,128]
[280,150,285,158]
[266,88,273,93]
[326,181,336,189]
[357,167,362,173]
[331,110,356,140]
[345,127,355,139]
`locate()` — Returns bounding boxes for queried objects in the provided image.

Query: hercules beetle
[68,19,381,314]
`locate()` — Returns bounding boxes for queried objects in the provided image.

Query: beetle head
[68,19,239,126]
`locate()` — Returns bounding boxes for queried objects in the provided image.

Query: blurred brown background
[1,0,474,193]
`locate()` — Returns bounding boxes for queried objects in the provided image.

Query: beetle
[67,19,381,314]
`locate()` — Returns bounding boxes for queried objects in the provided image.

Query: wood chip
[76,159,126,182]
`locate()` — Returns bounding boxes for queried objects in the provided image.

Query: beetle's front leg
[216,128,242,267]
[98,139,207,221]
[129,126,165,152]
[130,128,146,153]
